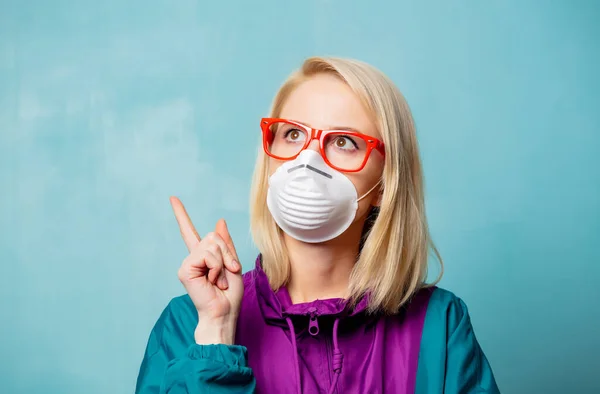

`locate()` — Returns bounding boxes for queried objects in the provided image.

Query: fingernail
[232,260,239,270]
[220,277,229,289]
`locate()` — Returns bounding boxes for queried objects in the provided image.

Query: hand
[170,196,244,345]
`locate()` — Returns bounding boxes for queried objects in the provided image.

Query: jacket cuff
[187,344,249,367]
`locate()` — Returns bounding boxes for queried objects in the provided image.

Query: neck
[285,218,366,304]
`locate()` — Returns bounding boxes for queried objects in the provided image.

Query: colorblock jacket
[136,256,500,393]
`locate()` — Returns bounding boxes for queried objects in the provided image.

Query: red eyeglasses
[260,118,385,172]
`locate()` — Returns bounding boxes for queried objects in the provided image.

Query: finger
[216,262,229,291]
[208,230,240,273]
[170,196,201,252]
[204,247,226,288]
[215,219,240,271]
[180,251,207,282]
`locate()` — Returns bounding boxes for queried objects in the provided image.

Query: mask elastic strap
[357,179,382,203]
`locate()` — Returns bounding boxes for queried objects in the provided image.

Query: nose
[306,139,320,152]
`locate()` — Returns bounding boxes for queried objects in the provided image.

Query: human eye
[331,135,360,151]
[282,127,307,143]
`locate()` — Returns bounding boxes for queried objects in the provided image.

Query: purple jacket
[136,256,500,393]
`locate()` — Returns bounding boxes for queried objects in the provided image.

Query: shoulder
[401,286,467,322]
[424,287,471,330]
[417,287,474,364]
[387,287,468,338]
[156,294,198,335]
[141,294,197,360]
[426,287,468,313]
[420,286,479,350]
[167,293,197,316]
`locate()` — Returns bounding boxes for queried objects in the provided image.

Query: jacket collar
[251,254,370,324]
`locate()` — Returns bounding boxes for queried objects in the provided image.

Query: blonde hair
[249,56,443,314]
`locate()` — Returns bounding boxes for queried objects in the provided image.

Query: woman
[136,57,500,393]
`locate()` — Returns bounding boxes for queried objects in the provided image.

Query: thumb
[215,218,240,269]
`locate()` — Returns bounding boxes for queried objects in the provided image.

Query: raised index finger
[170,196,201,252]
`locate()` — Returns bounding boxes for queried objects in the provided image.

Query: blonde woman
[136,57,500,393]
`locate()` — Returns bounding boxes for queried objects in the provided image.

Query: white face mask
[266,150,379,243]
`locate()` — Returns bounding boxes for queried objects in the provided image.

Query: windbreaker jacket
[136,256,500,393]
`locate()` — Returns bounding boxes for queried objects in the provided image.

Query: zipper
[308,308,320,336]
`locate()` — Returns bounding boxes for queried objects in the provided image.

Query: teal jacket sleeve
[135,297,256,394]
[416,288,500,393]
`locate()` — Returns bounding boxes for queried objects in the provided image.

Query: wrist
[194,316,236,345]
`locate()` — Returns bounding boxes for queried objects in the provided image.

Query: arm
[444,298,500,394]
[135,299,256,394]
[137,200,254,393]
[416,289,500,394]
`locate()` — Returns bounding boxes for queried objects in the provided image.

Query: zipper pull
[308,308,320,336]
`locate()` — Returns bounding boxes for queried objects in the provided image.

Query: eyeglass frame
[260,117,385,173]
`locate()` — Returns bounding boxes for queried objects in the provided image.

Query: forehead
[279,74,379,138]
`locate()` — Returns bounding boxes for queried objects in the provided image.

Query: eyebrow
[292,119,364,134]
[329,125,362,133]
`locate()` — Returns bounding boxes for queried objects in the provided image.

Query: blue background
[1,1,598,393]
